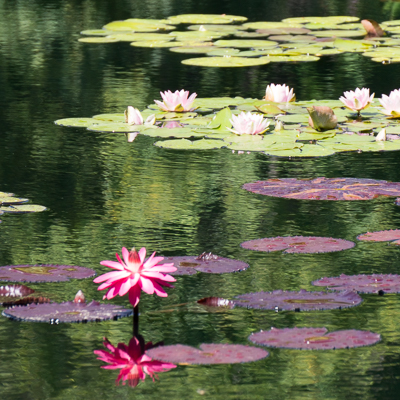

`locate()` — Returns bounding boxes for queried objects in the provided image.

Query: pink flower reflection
[94,247,176,307]
[94,337,176,387]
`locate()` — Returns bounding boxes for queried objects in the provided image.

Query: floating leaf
[87,123,148,133]
[159,254,249,275]
[234,289,362,311]
[181,56,271,67]
[265,144,336,158]
[54,117,101,127]
[0,264,96,283]
[214,39,278,48]
[312,273,400,293]
[147,343,268,365]
[242,177,400,200]
[78,37,120,43]
[0,197,29,205]
[2,301,132,323]
[142,127,205,139]
[249,327,380,350]
[357,229,400,244]
[241,236,355,254]
[197,297,235,309]
[80,29,113,36]
[167,14,248,25]
[154,138,225,150]
[130,41,183,48]
[170,46,216,54]
[0,205,47,213]
[282,16,360,24]
[0,284,34,304]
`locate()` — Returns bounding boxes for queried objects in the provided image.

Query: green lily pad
[167,14,247,24]
[214,39,278,48]
[0,197,29,205]
[0,205,47,213]
[187,24,246,32]
[282,16,360,24]
[92,113,126,122]
[263,55,320,62]
[169,46,216,54]
[103,20,174,32]
[332,39,373,52]
[265,144,336,157]
[154,138,226,150]
[255,103,286,115]
[297,130,337,141]
[243,22,303,30]
[342,121,385,132]
[276,114,310,124]
[141,127,205,138]
[207,107,233,130]
[234,31,270,38]
[312,30,366,38]
[207,48,241,56]
[130,41,183,48]
[169,31,225,40]
[54,118,101,127]
[234,49,287,57]
[111,33,174,41]
[78,37,120,43]
[181,56,271,67]
[80,29,113,36]
[86,123,149,133]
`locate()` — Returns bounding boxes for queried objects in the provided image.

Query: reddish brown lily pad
[2,300,132,323]
[0,264,96,283]
[233,289,362,311]
[357,230,400,244]
[312,273,400,293]
[197,297,235,309]
[146,343,268,365]
[0,284,46,307]
[242,177,400,201]
[241,236,355,254]
[160,253,249,275]
[249,327,381,350]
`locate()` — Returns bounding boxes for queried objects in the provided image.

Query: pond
[2,0,400,398]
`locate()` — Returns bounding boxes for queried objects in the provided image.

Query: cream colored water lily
[379,89,400,118]
[228,111,270,135]
[154,89,197,112]
[125,106,156,126]
[264,83,295,103]
[339,87,374,114]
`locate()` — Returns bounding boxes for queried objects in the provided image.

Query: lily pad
[213,39,278,48]
[86,123,148,133]
[241,236,355,254]
[78,37,120,43]
[154,138,225,150]
[242,177,400,200]
[0,197,29,205]
[159,254,249,275]
[54,118,101,127]
[265,144,336,158]
[167,14,248,25]
[0,264,96,283]
[0,284,34,302]
[197,297,235,309]
[357,229,400,244]
[312,273,400,293]
[169,46,216,54]
[249,327,380,350]
[2,301,132,323]
[233,289,362,311]
[0,205,47,213]
[142,127,205,139]
[181,56,271,67]
[130,41,183,48]
[146,343,268,365]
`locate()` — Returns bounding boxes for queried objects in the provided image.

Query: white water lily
[265,83,295,103]
[228,112,270,135]
[379,89,400,118]
[125,106,156,126]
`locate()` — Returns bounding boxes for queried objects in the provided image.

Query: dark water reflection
[2,0,400,399]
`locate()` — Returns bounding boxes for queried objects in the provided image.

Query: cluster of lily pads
[55,83,400,158]
[79,14,400,67]
[0,191,46,223]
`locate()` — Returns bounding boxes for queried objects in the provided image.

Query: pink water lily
[125,106,155,126]
[154,89,197,112]
[228,111,270,135]
[94,337,176,387]
[264,83,295,103]
[94,247,176,307]
[379,89,400,118]
[339,87,375,114]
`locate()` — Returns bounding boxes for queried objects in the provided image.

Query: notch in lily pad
[312,273,400,293]
[233,289,362,311]
[242,177,400,200]
[0,264,96,283]
[249,327,381,349]
[241,236,355,253]
[159,253,249,275]
[146,343,268,365]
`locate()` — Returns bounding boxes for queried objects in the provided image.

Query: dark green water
[2,0,400,398]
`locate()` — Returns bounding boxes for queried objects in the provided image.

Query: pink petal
[122,247,130,265]
[119,278,134,296]
[138,247,147,263]
[100,260,125,270]
[94,270,130,283]
[128,284,142,307]
[139,276,155,294]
